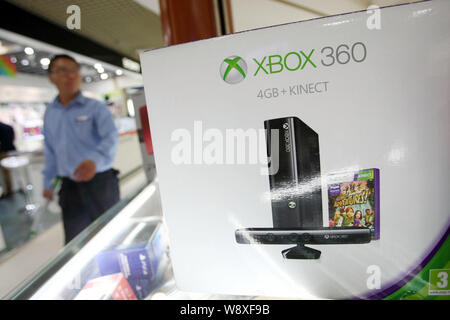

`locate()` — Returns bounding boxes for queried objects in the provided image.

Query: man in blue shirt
[42,54,120,243]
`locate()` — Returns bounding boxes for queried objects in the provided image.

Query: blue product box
[149,224,165,276]
[95,223,167,299]
[98,242,155,279]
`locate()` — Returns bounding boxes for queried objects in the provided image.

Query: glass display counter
[6,180,254,300]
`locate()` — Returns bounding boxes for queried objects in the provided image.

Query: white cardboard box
[140,0,449,299]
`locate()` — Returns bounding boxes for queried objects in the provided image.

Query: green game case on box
[327,169,380,240]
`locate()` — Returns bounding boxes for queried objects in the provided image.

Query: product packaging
[327,168,380,239]
[95,223,168,299]
[140,0,449,299]
[74,273,137,300]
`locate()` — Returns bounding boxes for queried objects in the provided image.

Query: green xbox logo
[220,56,247,84]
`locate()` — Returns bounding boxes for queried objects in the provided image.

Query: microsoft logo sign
[220,50,316,85]
[220,56,247,84]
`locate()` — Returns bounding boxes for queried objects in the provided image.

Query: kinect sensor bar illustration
[235,227,371,259]
[235,227,372,245]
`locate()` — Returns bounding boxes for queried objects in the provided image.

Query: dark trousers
[0,152,13,196]
[59,169,120,244]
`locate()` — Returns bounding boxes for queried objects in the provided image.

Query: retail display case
[6,180,254,300]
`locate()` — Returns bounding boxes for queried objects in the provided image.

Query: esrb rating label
[429,269,450,295]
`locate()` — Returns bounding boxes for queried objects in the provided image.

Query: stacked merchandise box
[74,273,136,300]
[95,223,168,299]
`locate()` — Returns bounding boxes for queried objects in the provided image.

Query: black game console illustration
[264,116,322,228]
[235,116,371,259]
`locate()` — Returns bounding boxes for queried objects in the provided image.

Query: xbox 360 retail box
[140,0,449,299]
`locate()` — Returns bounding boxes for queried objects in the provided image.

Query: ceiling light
[24,47,34,55]
[127,99,135,117]
[42,65,48,70]
[0,42,6,55]
[115,69,123,76]
[100,73,109,80]
[122,57,140,72]
[10,57,17,63]
[94,63,102,69]
[96,66,105,73]
[40,58,50,66]
[85,76,92,83]
[21,59,30,66]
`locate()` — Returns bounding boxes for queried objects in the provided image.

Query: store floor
[0,192,61,258]
[0,167,147,299]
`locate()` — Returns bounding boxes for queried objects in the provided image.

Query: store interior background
[0,0,421,298]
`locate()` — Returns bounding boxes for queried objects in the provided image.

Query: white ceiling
[6,0,164,61]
